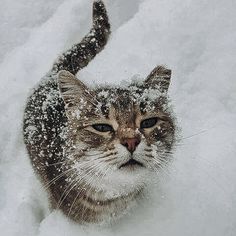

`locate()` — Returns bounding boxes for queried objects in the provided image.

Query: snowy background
[0,0,236,235]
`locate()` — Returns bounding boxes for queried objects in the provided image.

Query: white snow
[0,0,236,235]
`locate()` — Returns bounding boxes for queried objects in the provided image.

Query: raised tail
[52,0,110,75]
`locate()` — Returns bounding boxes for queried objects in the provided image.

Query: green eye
[92,124,114,132]
[140,117,158,129]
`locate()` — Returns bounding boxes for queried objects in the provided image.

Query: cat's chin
[94,166,150,198]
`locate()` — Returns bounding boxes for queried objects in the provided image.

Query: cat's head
[58,66,176,196]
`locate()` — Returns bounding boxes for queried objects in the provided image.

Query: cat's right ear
[144,65,171,93]
[58,70,95,112]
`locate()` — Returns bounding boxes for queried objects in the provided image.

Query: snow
[0,0,236,235]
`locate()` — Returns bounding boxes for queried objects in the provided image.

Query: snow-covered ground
[0,0,236,235]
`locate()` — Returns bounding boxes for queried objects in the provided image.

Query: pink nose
[121,137,140,153]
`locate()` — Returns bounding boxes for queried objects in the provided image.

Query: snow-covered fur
[23,0,176,224]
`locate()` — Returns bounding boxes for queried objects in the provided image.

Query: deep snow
[0,0,236,235]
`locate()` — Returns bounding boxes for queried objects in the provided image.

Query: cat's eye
[92,124,114,132]
[140,117,158,129]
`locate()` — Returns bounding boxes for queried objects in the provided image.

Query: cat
[23,0,176,224]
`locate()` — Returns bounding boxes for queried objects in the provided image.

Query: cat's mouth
[119,159,144,169]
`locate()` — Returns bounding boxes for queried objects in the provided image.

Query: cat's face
[58,67,176,196]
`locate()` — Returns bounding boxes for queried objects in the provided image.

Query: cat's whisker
[148,158,168,172]
[68,163,109,219]
[145,159,161,172]
[145,153,170,171]
[103,155,118,163]
[97,152,118,159]
[73,158,108,180]
[73,162,99,175]
[82,152,105,157]
[176,129,209,142]
[43,168,76,191]
[74,164,112,221]
[145,151,169,163]
[57,160,104,212]
[77,152,117,166]
[147,158,163,170]
[47,160,71,167]
[56,175,79,210]
[72,149,114,161]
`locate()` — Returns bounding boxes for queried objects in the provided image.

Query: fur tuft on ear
[58,70,96,111]
[144,65,171,92]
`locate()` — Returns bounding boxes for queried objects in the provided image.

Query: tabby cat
[23,0,176,224]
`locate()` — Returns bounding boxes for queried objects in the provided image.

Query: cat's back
[23,73,67,179]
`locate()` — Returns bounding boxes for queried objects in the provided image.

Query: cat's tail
[52,0,110,75]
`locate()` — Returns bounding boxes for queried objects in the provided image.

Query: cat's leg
[52,0,110,75]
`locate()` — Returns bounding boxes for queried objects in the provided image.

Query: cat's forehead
[94,85,168,119]
[96,87,136,111]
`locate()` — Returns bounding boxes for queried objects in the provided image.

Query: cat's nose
[121,137,140,153]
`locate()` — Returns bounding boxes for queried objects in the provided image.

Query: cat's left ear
[58,70,95,109]
[144,65,171,93]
